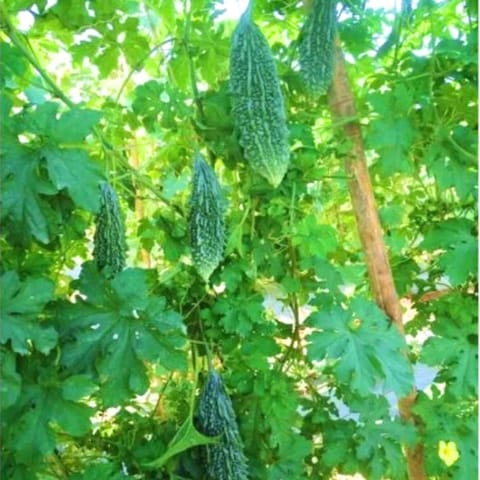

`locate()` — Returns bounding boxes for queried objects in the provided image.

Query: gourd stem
[182,1,217,163]
[197,312,214,371]
[244,0,254,20]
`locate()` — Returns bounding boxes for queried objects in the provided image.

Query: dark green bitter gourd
[230,5,290,188]
[189,153,225,281]
[93,182,127,277]
[298,0,337,96]
[196,369,249,480]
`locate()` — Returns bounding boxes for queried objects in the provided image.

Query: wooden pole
[328,44,427,480]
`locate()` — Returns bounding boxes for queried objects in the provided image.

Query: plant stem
[0,5,75,108]
[150,372,174,419]
[197,312,213,371]
[114,37,176,104]
[447,135,476,162]
[0,5,185,216]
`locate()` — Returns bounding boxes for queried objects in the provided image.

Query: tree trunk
[328,43,427,480]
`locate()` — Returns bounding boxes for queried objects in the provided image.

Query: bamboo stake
[328,43,427,480]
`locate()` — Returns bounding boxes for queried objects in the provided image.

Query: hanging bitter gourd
[298,0,337,96]
[196,369,249,480]
[93,182,127,277]
[230,5,290,188]
[189,153,225,281]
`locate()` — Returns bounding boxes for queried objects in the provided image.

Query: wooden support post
[328,44,427,480]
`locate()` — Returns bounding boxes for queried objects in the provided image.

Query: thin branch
[183,293,208,320]
[0,6,75,108]
[150,372,174,419]
[279,185,303,373]
[114,37,176,104]
[446,135,476,162]
[1,6,185,217]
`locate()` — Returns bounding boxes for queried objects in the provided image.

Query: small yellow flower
[438,440,460,467]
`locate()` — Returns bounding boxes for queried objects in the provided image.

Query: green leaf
[143,416,218,469]
[1,146,58,243]
[307,298,413,396]
[0,42,29,81]
[53,397,94,436]
[379,204,404,228]
[257,373,302,448]
[240,335,281,370]
[355,417,416,480]
[300,256,344,297]
[111,268,152,312]
[212,294,265,336]
[168,49,190,92]
[123,24,151,69]
[21,102,101,144]
[0,271,57,355]
[439,236,477,285]
[11,408,57,464]
[132,80,163,131]
[369,117,415,175]
[366,84,417,175]
[161,170,191,200]
[0,349,22,409]
[454,419,478,479]
[96,320,150,404]
[53,109,102,143]
[50,0,91,28]
[43,146,103,212]
[97,45,121,78]
[9,382,93,464]
[268,435,311,480]
[424,127,477,200]
[420,294,477,397]
[421,218,474,250]
[60,264,187,405]
[421,219,477,285]
[21,101,60,136]
[159,0,176,31]
[61,375,99,401]
[413,392,477,479]
[291,214,338,258]
[70,463,126,480]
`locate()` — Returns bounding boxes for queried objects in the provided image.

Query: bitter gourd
[93,182,127,277]
[189,153,225,281]
[230,6,290,188]
[298,0,337,96]
[197,369,249,480]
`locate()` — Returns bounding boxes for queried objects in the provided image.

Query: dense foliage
[0,0,477,479]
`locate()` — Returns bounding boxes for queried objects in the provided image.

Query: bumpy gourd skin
[230,11,290,188]
[298,0,337,96]
[197,370,249,480]
[93,182,127,278]
[189,154,225,282]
